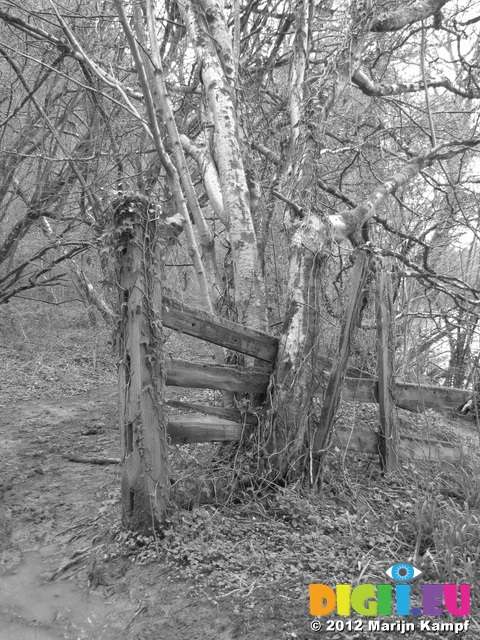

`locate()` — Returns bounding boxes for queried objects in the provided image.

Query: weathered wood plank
[397,435,465,463]
[167,415,244,444]
[333,428,379,455]
[166,399,257,424]
[334,378,470,413]
[159,369,384,409]
[338,377,378,403]
[162,296,278,362]
[393,383,470,412]
[335,429,464,462]
[166,358,271,393]
[165,414,464,462]
[116,195,169,528]
[376,271,398,471]
[166,359,470,413]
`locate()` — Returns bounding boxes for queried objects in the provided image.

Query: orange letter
[309,584,336,616]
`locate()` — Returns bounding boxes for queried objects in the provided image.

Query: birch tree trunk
[176,0,268,332]
[265,0,371,480]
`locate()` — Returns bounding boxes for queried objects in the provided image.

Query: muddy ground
[0,383,244,640]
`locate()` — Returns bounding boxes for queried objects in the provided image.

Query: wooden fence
[160,295,469,463]
[115,200,469,526]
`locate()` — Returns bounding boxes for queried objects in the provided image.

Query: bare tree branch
[352,68,480,99]
[370,0,451,32]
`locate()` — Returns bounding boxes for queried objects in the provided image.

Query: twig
[53,516,97,538]
[125,605,148,631]
[46,547,90,581]
[271,189,303,216]
[421,21,436,147]
[63,454,120,465]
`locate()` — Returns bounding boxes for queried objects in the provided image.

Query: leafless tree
[2,0,480,482]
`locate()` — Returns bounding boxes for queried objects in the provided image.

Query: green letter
[351,584,377,616]
[377,584,392,616]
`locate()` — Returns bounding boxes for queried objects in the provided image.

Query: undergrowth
[105,440,480,624]
[3,293,479,634]
[0,298,115,403]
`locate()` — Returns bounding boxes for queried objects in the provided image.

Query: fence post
[376,270,398,472]
[313,250,373,457]
[114,194,168,530]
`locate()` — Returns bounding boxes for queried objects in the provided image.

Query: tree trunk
[265,216,329,481]
[263,0,371,481]
[177,0,268,332]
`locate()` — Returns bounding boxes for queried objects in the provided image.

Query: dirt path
[0,385,234,640]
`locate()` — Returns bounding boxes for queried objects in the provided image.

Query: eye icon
[386,563,422,582]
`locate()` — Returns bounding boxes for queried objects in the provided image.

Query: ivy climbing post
[114,193,169,530]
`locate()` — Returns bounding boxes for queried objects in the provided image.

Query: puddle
[0,546,125,640]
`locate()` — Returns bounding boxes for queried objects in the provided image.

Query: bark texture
[265,0,371,480]
[177,0,268,331]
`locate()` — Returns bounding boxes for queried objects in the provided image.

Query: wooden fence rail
[340,378,471,412]
[166,414,465,462]
[165,358,470,413]
[163,297,471,413]
[166,358,270,393]
[162,296,278,362]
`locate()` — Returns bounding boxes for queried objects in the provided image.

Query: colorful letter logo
[309,563,470,617]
